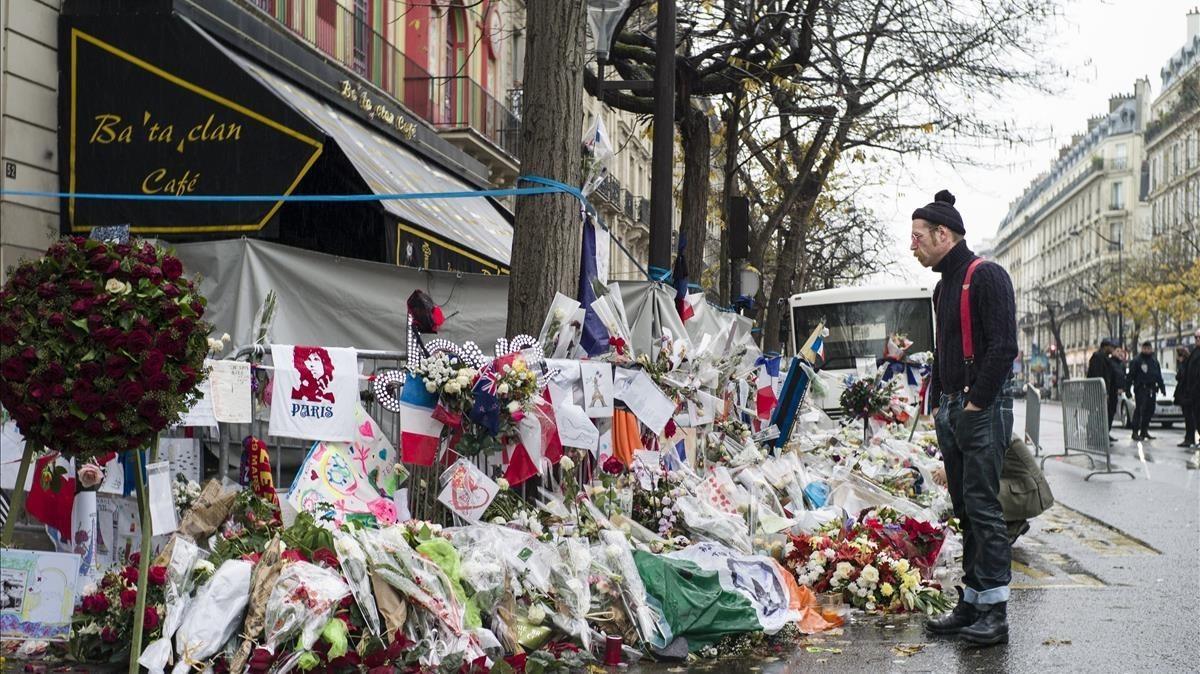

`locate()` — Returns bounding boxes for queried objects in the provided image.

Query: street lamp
[733,263,761,314]
[1070,223,1124,348]
[585,0,676,280]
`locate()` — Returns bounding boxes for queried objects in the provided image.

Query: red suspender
[960,258,986,372]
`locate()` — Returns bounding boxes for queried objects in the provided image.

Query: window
[1113,143,1128,170]
[1110,181,1124,210]
[1109,221,1122,250]
[352,0,371,77]
[1174,143,1181,177]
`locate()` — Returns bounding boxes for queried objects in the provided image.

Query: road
[655,400,1200,673]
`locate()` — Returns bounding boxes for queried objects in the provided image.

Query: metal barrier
[1023,383,1043,456]
[208,345,544,525]
[1040,378,1134,480]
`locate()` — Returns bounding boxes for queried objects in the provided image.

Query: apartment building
[992,81,1151,382]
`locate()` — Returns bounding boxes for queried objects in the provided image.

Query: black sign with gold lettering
[60,13,325,235]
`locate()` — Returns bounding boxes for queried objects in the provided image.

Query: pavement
[640,400,1200,673]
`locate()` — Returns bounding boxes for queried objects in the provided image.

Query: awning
[213,37,514,268]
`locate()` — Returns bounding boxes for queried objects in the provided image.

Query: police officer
[1127,341,1165,441]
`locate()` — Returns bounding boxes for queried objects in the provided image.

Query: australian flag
[469,361,504,436]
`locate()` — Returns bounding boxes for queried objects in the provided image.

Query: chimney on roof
[1109,93,1133,113]
[1189,7,1199,41]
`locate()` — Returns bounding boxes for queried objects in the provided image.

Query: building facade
[992,81,1151,384]
[1,0,526,279]
[1144,8,1200,361]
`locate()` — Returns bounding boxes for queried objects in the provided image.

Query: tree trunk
[760,121,849,354]
[718,89,744,305]
[679,102,711,286]
[506,0,586,336]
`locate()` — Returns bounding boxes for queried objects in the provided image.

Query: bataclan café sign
[60,16,326,236]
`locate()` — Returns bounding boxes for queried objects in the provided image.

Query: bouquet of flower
[0,237,210,458]
[839,374,896,422]
[784,518,951,614]
[260,561,350,655]
[71,554,169,663]
[883,332,914,361]
[172,473,202,513]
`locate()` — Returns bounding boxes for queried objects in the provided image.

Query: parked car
[1118,370,1183,428]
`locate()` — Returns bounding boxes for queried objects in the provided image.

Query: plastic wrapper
[230,539,286,674]
[334,532,381,637]
[675,494,752,554]
[451,529,508,615]
[548,537,593,650]
[139,538,203,674]
[261,561,350,656]
[598,529,669,649]
[358,527,484,667]
[170,560,253,674]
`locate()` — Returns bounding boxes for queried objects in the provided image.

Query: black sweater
[930,241,1018,408]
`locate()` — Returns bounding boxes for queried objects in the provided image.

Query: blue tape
[0,175,591,207]
[648,265,672,282]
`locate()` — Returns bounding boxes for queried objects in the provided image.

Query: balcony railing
[245,0,520,160]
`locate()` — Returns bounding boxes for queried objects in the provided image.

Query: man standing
[1127,341,1165,441]
[911,190,1018,646]
[1182,330,1200,449]
[1087,338,1121,440]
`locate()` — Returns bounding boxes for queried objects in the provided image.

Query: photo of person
[291,346,337,403]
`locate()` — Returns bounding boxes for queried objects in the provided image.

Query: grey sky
[868,0,1194,288]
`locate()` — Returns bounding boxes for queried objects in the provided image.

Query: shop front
[59,0,512,274]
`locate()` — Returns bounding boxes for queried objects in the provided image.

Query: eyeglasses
[910,226,941,243]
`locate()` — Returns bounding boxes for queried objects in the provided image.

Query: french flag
[755,354,782,424]
[399,371,444,466]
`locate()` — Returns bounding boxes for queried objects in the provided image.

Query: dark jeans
[1184,400,1198,445]
[1132,387,1157,435]
[935,388,1014,606]
[1106,392,1118,429]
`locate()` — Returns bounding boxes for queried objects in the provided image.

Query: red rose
[147,373,171,392]
[162,283,181,298]
[122,566,140,585]
[79,362,102,380]
[144,605,161,631]
[137,244,158,265]
[603,455,625,475]
[67,279,95,296]
[100,627,119,643]
[118,380,144,403]
[137,398,159,418]
[280,549,309,563]
[115,243,131,256]
[48,242,69,258]
[247,648,275,673]
[82,592,110,614]
[21,347,36,361]
[120,588,138,608]
[40,362,66,383]
[190,301,204,318]
[162,256,183,280]
[1,357,28,381]
[47,312,65,329]
[131,263,150,280]
[90,242,108,255]
[105,354,131,378]
[142,351,166,376]
[160,301,181,319]
[84,419,103,435]
[87,313,105,332]
[0,323,16,345]
[130,553,142,568]
[126,329,153,353]
[148,565,168,586]
[36,282,58,299]
[70,297,95,314]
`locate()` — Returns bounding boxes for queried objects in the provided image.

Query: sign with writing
[337,80,418,139]
[60,16,325,235]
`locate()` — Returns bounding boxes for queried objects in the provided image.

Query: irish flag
[399,371,444,466]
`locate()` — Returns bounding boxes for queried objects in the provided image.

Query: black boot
[926,587,979,635]
[960,601,1008,646]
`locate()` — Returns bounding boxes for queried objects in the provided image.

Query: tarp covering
[617,282,759,363]
[218,41,514,267]
[632,549,762,651]
[174,238,509,352]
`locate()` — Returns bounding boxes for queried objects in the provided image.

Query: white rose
[823,548,836,560]
[444,382,460,394]
[497,383,510,395]
[527,604,546,625]
[507,401,520,414]
[496,478,510,491]
[860,564,880,585]
[560,456,575,471]
[425,382,438,393]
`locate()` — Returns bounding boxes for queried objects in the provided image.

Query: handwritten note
[614,369,675,435]
[145,462,177,537]
[209,360,252,423]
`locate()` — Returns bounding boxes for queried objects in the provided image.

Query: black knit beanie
[911,190,965,235]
